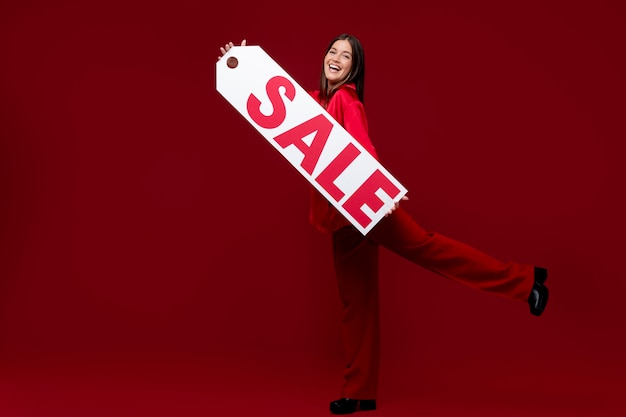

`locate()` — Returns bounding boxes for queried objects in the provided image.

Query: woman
[219,35,549,415]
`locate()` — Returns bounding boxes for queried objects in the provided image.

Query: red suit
[310,84,535,400]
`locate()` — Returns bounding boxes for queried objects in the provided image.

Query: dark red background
[1,0,625,416]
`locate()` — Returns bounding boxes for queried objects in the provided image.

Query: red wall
[1,0,625,415]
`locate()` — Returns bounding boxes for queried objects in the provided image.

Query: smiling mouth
[329,64,340,72]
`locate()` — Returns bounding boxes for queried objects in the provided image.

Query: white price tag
[216,45,407,235]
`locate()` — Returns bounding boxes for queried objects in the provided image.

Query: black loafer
[528,266,549,316]
[330,398,376,414]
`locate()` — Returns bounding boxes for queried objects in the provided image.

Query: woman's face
[324,39,353,88]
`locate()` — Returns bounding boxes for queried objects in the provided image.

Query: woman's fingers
[385,195,409,217]
[218,40,246,60]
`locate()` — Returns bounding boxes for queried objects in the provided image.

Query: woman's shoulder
[327,84,360,111]
[309,84,360,109]
[333,84,359,101]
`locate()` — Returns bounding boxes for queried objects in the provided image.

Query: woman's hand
[385,195,409,217]
[218,39,246,60]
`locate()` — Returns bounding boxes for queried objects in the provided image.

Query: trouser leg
[330,207,534,399]
[332,226,380,400]
[368,207,534,301]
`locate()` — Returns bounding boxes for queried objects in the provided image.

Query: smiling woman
[318,34,365,107]
[325,40,352,83]
[0,0,623,415]
[217,33,549,415]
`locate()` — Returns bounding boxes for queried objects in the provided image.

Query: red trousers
[331,207,535,399]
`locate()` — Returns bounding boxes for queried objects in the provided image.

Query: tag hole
[227,57,238,69]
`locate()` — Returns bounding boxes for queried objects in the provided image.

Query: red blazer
[309,84,379,233]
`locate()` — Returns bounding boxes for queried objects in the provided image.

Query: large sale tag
[216,45,407,234]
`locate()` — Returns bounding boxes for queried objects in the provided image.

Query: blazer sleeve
[343,100,379,160]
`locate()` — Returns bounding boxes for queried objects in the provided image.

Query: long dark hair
[318,33,365,106]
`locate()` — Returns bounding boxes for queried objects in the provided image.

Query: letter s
[246,76,296,129]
